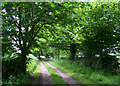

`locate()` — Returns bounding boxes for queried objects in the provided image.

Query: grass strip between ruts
[43,61,67,86]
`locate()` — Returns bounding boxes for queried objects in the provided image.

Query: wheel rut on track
[45,61,84,86]
[39,61,54,86]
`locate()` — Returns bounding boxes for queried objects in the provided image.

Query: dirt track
[28,61,83,86]
[45,61,84,86]
[39,61,54,86]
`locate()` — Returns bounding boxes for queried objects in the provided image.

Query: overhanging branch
[33,22,53,38]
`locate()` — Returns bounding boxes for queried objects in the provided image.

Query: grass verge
[48,58,119,85]
[32,61,40,78]
[27,54,39,73]
[43,61,66,86]
[27,54,40,84]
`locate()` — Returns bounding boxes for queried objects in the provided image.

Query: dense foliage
[2,2,75,75]
[1,1,120,83]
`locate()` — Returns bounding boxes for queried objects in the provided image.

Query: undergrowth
[48,58,119,85]
[2,54,39,85]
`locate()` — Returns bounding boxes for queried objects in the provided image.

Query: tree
[80,2,120,72]
[2,2,76,73]
[42,2,85,60]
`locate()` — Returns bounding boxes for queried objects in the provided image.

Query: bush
[2,54,39,85]
[97,55,119,73]
[2,73,29,85]
[2,56,23,79]
[82,55,119,74]
[2,54,38,81]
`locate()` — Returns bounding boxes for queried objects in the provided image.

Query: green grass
[27,61,40,84]
[32,61,40,78]
[26,54,40,84]
[48,58,119,85]
[43,61,67,86]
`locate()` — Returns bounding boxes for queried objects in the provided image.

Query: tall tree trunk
[21,37,27,73]
[21,50,27,73]
[70,43,76,60]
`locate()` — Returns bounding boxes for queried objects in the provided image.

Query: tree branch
[18,6,22,48]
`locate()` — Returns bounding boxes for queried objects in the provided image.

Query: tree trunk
[21,50,27,74]
[70,43,76,60]
[20,38,27,74]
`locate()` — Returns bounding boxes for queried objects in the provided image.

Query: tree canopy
[2,2,120,75]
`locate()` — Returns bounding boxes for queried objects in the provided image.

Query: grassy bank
[43,61,66,85]
[32,62,40,78]
[27,54,40,84]
[27,54,39,73]
[48,58,119,85]
[27,61,40,84]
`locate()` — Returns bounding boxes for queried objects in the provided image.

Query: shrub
[2,73,29,85]
[2,56,23,79]
[82,55,119,74]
